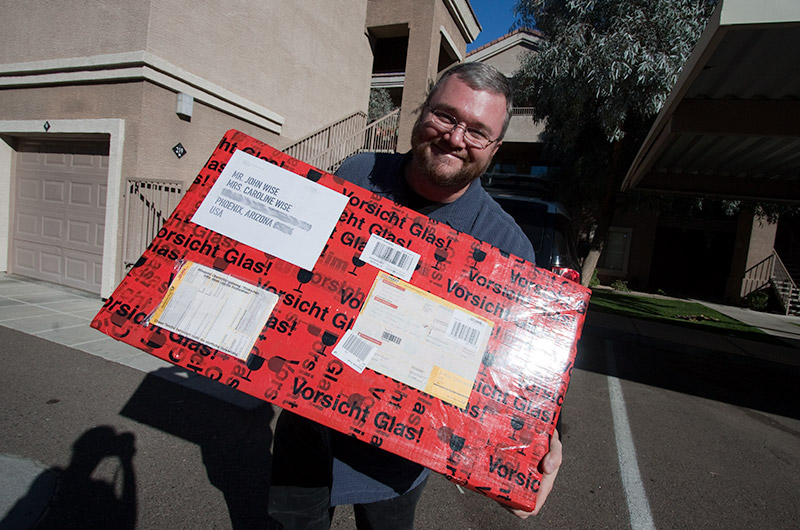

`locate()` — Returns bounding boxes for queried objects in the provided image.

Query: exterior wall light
[176,92,194,121]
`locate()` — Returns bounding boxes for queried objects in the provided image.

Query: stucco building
[0,0,479,298]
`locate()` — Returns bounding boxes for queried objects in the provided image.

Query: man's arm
[506,428,562,518]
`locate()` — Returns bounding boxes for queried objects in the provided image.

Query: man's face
[410,75,506,191]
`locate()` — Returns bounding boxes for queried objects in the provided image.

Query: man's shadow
[2,426,137,530]
[118,366,277,530]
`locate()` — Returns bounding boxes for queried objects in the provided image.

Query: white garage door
[12,139,109,294]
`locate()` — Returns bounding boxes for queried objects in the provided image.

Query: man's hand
[506,428,562,519]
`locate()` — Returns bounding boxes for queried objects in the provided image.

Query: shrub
[610,279,630,292]
[744,290,769,312]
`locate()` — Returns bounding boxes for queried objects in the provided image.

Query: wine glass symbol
[432,247,448,270]
[350,254,365,275]
[471,246,487,269]
[319,330,338,354]
[449,434,465,452]
[510,416,525,441]
[246,353,264,371]
[295,269,313,292]
[479,350,495,376]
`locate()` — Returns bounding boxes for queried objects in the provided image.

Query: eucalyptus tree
[513,0,719,285]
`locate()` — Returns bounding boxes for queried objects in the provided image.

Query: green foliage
[368,88,396,123]
[513,0,718,144]
[512,0,719,284]
[744,290,769,312]
[588,269,600,288]
[610,279,630,292]
[589,290,777,343]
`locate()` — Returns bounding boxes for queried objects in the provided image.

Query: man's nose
[444,123,468,147]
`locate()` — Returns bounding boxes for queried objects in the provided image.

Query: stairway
[770,251,800,316]
[282,109,400,173]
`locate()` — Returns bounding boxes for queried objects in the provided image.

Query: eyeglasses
[426,107,498,150]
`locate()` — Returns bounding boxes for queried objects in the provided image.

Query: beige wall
[145,0,373,141]
[1,0,374,142]
[0,0,377,295]
[367,0,473,151]
[0,0,479,295]
[0,0,151,63]
[471,42,538,78]
[727,208,778,301]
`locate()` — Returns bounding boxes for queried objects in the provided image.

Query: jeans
[268,411,427,530]
[267,479,427,530]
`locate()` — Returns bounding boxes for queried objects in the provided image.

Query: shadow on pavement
[3,426,137,530]
[576,334,800,421]
[119,366,278,530]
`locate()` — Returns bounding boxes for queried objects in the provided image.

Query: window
[597,228,632,273]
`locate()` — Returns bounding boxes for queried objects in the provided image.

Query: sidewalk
[0,274,262,409]
[583,289,800,367]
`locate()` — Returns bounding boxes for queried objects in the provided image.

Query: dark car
[484,178,582,283]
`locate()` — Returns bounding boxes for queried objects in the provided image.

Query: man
[268,62,562,529]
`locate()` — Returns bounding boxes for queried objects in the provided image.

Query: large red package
[92,130,590,510]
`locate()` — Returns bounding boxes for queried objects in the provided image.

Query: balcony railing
[284,108,400,173]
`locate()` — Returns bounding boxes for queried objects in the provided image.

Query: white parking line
[605,340,656,530]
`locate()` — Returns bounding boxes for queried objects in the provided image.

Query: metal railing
[770,251,799,315]
[744,250,799,315]
[123,179,184,268]
[287,108,401,173]
[742,253,774,296]
[283,111,368,166]
[512,107,536,116]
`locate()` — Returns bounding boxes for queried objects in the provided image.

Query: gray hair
[422,62,513,140]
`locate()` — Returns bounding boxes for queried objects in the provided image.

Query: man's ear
[490,141,502,157]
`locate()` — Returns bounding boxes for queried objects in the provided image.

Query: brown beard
[410,121,492,191]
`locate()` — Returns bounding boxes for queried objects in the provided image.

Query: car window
[494,198,549,253]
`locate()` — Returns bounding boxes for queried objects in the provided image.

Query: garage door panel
[17,152,41,166]
[64,248,102,292]
[69,182,95,207]
[17,177,41,201]
[15,212,39,238]
[14,246,37,271]
[15,240,62,280]
[43,180,67,203]
[41,250,62,276]
[44,152,68,167]
[42,216,64,239]
[67,219,92,245]
[11,140,108,295]
[65,256,89,283]
[71,153,97,168]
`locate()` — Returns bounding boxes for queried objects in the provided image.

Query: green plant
[588,270,600,288]
[744,290,769,312]
[588,290,778,344]
[610,279,630,292]
[368,88,395,122]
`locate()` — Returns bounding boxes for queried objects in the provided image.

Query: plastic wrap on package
[92,130,591,511]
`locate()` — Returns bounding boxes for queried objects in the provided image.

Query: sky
[466,0,520,53]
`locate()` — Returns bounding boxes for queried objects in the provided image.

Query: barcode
[381,330,402,345]
[449,320,480,347]
[340,333,374,361]
[370,241,413,272]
